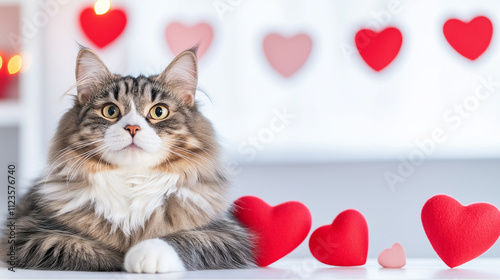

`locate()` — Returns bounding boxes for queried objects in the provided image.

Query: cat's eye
[102,104,120,119]
[149,104,169,120]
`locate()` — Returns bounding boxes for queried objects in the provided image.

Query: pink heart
[378,243,406,268]
[263,33,312,78]
[165,22,213,58]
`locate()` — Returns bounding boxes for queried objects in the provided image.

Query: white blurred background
[1,0,500,259]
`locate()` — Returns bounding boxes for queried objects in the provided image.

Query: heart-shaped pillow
[421,194,500,268]
[233,196,312,266]
[309,209,369,266]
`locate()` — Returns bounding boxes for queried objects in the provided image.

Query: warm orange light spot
[8,55,22,75]
[94,0,110,15]
[0,56,3,70]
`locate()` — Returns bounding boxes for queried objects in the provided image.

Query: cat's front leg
[124,238,186,273]
[124,216,254,273]
[8,230,123,271]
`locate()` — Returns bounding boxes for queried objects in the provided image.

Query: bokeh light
[7,55,22,75]
[94,0,111,15]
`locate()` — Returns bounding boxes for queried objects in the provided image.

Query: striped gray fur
[164,215,255,270]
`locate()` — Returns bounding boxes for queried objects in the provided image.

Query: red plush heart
[355,27,402,71]
[421,194,500,268]
[79,7,127,49]
[443,16,493,60]
[309,209,368,266]
[165,22,213,59]
[233,196,312,267]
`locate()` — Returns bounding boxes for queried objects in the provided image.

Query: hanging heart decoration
[79,1,127,49]
[443,16,493,60]
[263,33,313,78]
[165,22,214,59]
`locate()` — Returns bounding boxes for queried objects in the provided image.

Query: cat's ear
[75,48,112,104]
[157,49,198,106]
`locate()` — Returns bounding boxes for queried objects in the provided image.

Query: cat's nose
[125,125,141,137]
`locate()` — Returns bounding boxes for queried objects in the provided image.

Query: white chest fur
[87,171,180,234]
[41,171,180,235]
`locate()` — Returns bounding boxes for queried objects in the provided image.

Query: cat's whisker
[168,145,225,178]
[50,141,103,173]
[50,140,103,160]
[161,148,174,172]
[163,146,225,186]
[42,150,99,190]
[49,141,104,169]
[163,148,198,172]
[66,146,108,184]
[42,141,105,188]
[168,138,218,153]
[167,138,234,171]
[97,147,111,174]
[168,144,214,164]
[47,139,105,171]
[69,145,108,175]
[167,141,222,167]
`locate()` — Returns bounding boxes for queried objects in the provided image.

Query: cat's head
[50,47,219,175]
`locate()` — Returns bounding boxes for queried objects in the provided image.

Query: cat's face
[80,76,192,168]
[51,48,217,172]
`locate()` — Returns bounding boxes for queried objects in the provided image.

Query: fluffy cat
[1,47,254,272]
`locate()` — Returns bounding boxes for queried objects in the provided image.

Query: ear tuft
[186,44,199,56]
[157,50,198,106]
[75,48,112,104]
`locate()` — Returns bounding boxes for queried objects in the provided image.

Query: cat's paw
[124,238,186,273]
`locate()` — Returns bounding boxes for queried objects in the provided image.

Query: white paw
[124,238,186,273]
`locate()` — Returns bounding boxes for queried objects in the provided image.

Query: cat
[1,47,255,273]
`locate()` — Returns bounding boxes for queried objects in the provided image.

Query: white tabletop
[1,258,499,279]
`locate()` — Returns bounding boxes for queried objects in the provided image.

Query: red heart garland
[443,16,493,60]
[79,7,127,49]
[309,209,368,266]
[355,27,402,71]
[421,194,500,268]
[233,196,312,267]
